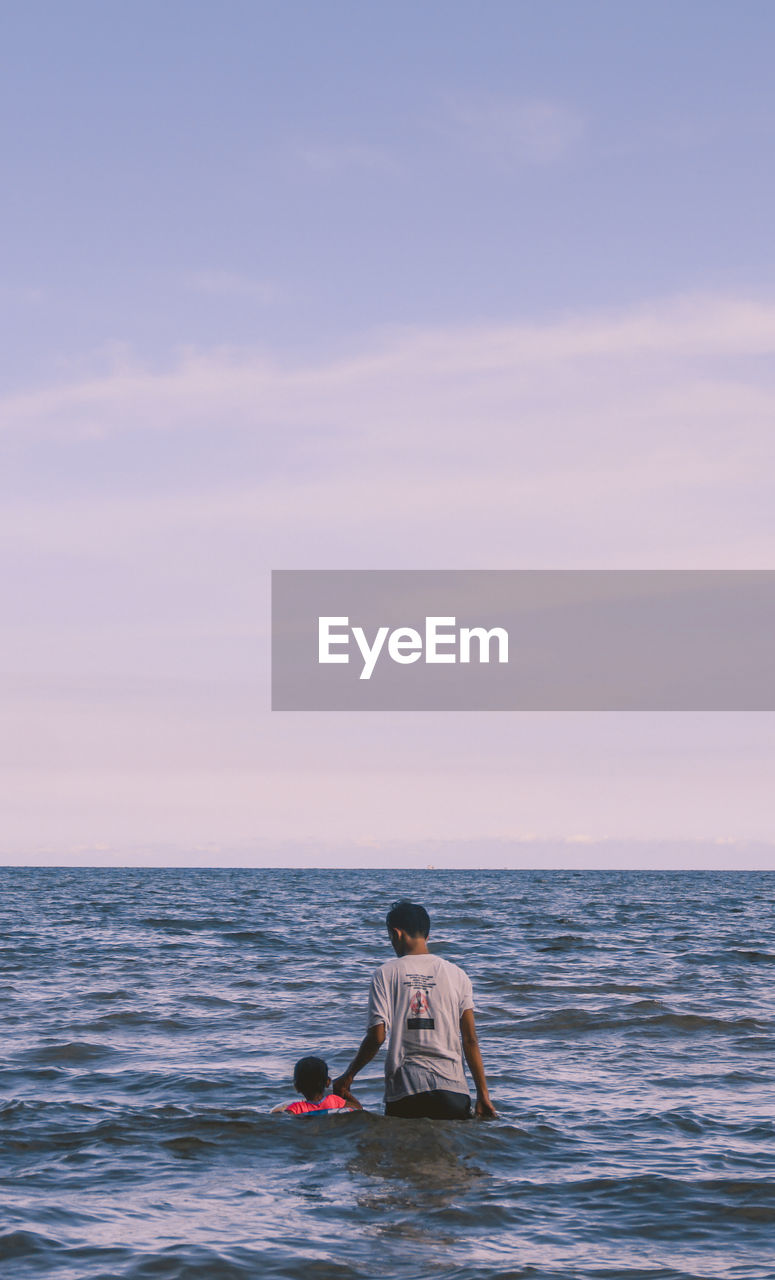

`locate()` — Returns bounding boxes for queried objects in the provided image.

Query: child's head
[293,1055,330,1101]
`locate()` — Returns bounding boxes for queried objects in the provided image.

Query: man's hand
[332,1077,363,1109]
[332,1072,354,1098]
[474,1094,497,1119]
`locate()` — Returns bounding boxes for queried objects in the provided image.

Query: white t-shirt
[367,953,474,1102]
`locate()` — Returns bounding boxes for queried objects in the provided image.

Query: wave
[69,1012,191,1033]
[0,1231,62,1263]
[18,1041,119,1066]
[679,948,775,965]
[514,1005,769,1036]
[138,915,251,933]
[535,934,596,951]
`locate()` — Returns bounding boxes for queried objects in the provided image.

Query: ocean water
[1,867,774,1280]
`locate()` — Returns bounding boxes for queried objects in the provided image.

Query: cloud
[2,291,775,595]
[0,284,46,305]
[184,271,278,303]
[295,141,401,176]
[440,94,586,166]
[2,286,775,745]
[2,294,775,527]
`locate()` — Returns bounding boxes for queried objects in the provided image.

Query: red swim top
[285,1094,349,1115]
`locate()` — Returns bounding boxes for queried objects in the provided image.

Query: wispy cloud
[295,140,401,176]
[184,270,278,303]
[0,284,46,305]
[440,94,586,166]
[2,293,775,569]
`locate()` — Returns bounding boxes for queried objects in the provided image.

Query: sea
[1,868,774,1280]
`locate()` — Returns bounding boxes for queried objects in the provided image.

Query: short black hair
[293,1055,329,1100]
[386,899,430,938]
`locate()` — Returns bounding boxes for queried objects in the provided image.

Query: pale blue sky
[2,2,775,861]
[4,1,775,376]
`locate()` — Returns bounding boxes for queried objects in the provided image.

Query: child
[282,1055,362,1114]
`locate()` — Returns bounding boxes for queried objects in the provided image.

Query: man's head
[293,1055,330,1101]
[386,899,430,952]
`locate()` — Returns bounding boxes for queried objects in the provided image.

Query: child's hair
[293,1055,329,1100]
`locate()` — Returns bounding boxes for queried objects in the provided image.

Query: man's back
[368,952,473,1102]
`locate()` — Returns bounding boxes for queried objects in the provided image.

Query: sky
[2,1,775,865]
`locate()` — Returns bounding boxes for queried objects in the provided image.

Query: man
[333,899,496,1119]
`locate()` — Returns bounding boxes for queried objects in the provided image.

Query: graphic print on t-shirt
[406,973,436,1030]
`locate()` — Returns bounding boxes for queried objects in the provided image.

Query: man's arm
[332,1022,386,1097]
[460,1008,496,1118]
